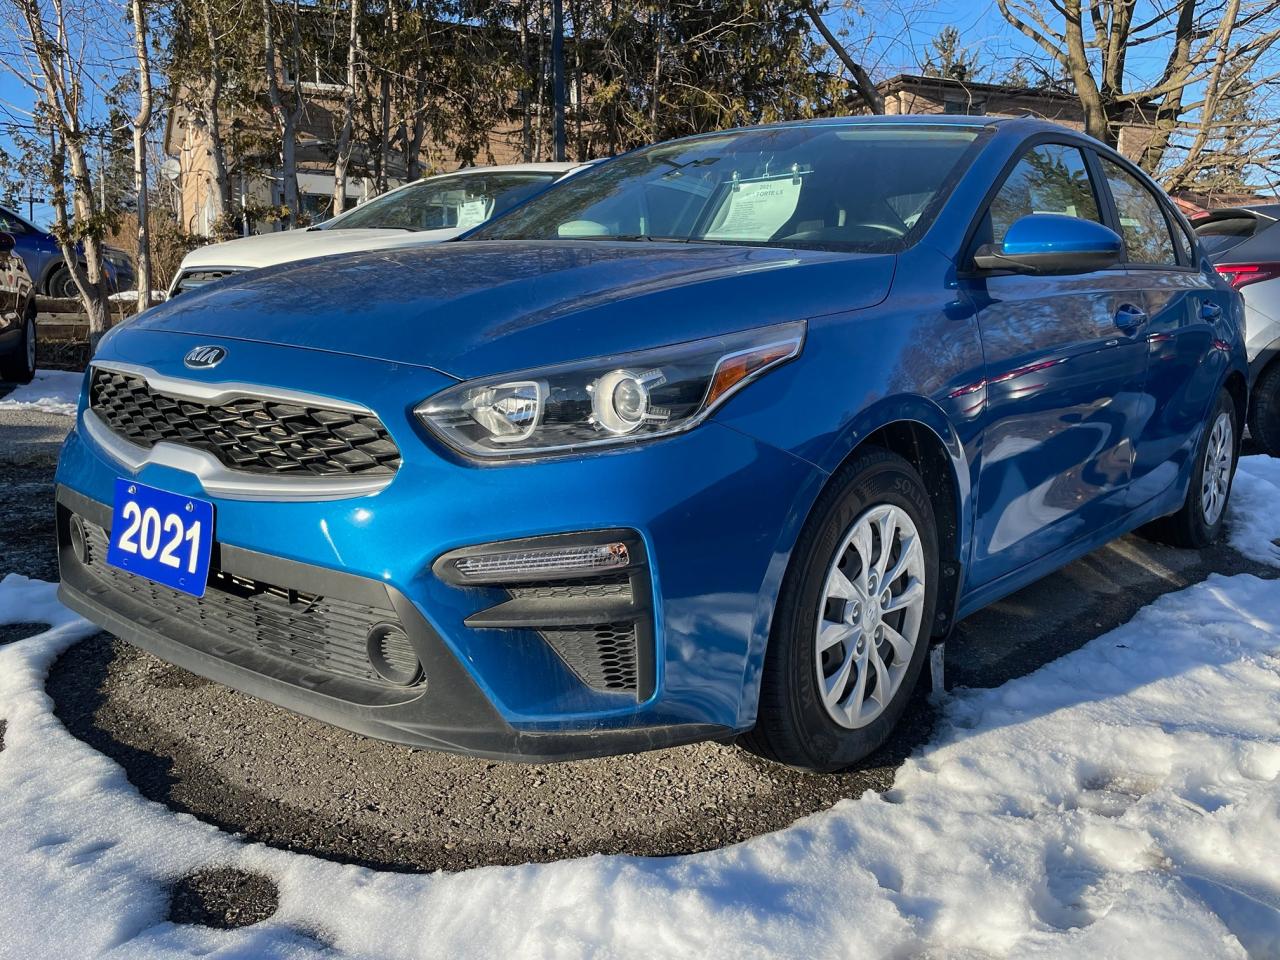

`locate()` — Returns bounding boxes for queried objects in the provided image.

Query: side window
[1100,158,1177,265]
[987,143,1102,246]
[0,209,27,234]
[1172,216,1195,264]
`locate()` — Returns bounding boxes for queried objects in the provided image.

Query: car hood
[178,227,461,271]
[130,241,895,379]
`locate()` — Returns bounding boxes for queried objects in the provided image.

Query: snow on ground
[0,369,83,417]
[1231,454,1280,567]
[1,468,1279,958]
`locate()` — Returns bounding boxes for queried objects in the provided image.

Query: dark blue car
[54,117,1246,771]
[0,205,135,297]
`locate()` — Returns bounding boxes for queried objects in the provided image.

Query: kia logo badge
[184,345,226,369]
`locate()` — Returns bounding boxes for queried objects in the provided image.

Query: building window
[943,97,986,116]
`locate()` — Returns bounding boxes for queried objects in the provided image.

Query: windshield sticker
[703,176,802,241]
[455,198,492,230]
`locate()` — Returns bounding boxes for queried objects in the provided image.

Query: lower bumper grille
[75,515,420,693]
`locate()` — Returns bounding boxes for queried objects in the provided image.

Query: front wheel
[741,448,939,772]
[0,309,36,384]
[45,264,78,300]
[1138,388,1238,548]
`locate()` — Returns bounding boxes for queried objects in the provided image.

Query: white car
[169,162,584,296]
[1194,204,1280,455]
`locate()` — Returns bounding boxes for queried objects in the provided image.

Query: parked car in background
[0,230,37,383]
[168,162,586,297]
[0,205,135,299]
[1193,204,1280,455]
[56,117,1246,773]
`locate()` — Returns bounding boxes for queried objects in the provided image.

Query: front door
[962,142,1150,587]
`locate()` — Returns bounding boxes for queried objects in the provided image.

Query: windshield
[471,124,983,251]
[329,171,560,232]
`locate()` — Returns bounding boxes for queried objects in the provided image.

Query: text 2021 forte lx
[56,117,1246,771]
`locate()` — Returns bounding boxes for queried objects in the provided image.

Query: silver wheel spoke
[867,644,891,710]
[882,578,924,614]
[881,623,913,662]
[882,534,918,587]
[827,567,859,601]
[849,523,874,593]
[873,510,894,583]
[843,650,870,721]
[823,646,856,708]
[818,620,858,653]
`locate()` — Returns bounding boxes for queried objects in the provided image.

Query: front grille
[79,519,419,690]
[90,368,401,478]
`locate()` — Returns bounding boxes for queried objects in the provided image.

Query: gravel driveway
[4,407,1273,873]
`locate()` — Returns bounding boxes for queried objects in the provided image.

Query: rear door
[963,141,1151,587]
[1093,155,1229,506]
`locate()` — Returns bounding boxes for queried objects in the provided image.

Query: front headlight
[417,321,804,459]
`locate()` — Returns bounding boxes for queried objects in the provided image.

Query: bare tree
[262,0,304,225]
[332,0,361,215]
[129,0,155,309]
[995,0,1280,179]
[803,0,884,113]
[5,0,112,342]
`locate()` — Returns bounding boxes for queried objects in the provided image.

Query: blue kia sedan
[55,117,1246,772]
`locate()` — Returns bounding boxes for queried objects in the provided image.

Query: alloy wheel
[815,503,926,729]
[1201,410,1233,526]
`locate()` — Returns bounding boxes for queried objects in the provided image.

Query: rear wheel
[1138,388,1237,548]
[1248,360,1280,457]
[741,448,939,772]
[0,308,36,384]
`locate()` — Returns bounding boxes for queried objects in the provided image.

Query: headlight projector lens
[591,368,664,434]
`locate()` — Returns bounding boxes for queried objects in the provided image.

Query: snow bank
[0,369,83,417]
[1231,455,1280,567]
[1,470,1279,957]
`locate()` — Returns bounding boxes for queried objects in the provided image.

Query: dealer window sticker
[704,174,803,241]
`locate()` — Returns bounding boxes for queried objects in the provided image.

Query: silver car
[1195,204,1280,455]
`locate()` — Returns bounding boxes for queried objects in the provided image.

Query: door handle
[1200,301,1223,321]
[1114,303,1148,333]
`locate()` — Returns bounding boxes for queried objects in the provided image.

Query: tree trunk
[333,0,360,217]
[803,0,883,114]
[551,0,566,161]
[201,0,231,225]
[130,0,154,311]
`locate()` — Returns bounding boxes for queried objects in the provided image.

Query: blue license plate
[106,479,214,598]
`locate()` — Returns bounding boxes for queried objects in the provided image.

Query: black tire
[0,307,36,384]
[1248,360,1280,458]
[1138,388,1238,548]
[45,264,77,300]
[741,447,940,772]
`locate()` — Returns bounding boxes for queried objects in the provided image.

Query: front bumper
[54,334,824,760]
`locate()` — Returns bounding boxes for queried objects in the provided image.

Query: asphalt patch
[0,622,49,646]
[48,632,936,873]
[167,867,279,929]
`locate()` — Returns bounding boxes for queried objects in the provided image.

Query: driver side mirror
[973,214,1122,275]
[0,232,14,255]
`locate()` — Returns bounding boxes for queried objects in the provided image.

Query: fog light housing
[450,542,629,583]
[365,622,422,687]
